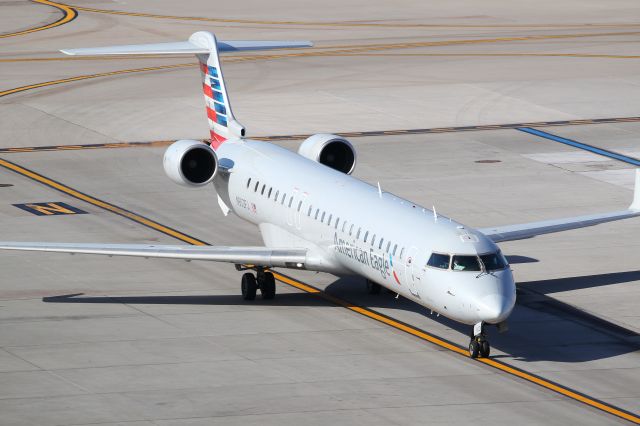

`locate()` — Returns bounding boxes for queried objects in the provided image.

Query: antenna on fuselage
[433,205,438,222]
[377,182,382,199]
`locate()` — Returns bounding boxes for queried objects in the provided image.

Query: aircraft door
[405,246,421,297]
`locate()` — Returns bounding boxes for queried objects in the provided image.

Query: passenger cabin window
[427,253,450,269]
[364,231,369,242]
[247,178,252,188]
[315,209,319,220]
[342,222,347,232]
[321,211,326,222]
[281,193,286,205]
[400,247,405,259]
[268,188,272,198]
[327,214,332,226]
[297,201,303,211]
[349,224,354,236]
[288,196,294,208]
[371,235,376,247]
[378,238,384,250]
[386,241,391,253]
[261,184,266,195]
[392,244,398,255]
[335,218,340,229]
[356,228,361,239]
[254,181,259,192]
[480,252,508,271]
[275,190,279,201]
[452,255,481,272]
[308,206,313,216]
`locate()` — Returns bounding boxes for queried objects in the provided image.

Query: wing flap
[0,243,307,268]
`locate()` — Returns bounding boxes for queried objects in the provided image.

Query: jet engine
[298,133,356,175]
[163,140,218,187]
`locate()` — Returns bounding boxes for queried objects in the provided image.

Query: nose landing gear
[240,267,276,300]
[469,322,490,359]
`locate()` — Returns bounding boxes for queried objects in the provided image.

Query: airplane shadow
[43,268,640,363]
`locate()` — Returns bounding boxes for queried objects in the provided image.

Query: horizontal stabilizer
[61,40,312,56]
[0,242,307,268]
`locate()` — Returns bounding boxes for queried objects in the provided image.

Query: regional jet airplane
[2,32,639,358]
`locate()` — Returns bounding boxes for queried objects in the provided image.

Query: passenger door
[405,246,421,297]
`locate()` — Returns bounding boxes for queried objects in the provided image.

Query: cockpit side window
[452,255,481,271]
[427,253,450,269]
[480,252,508,271]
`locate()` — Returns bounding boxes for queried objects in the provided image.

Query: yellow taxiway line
[60,1,640,29]
[0,0,77,39]
[0,155,638,424]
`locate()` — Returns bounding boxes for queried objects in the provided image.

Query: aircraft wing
[61,40,312,56]
[479,169,640,243]
[0,243,307,268]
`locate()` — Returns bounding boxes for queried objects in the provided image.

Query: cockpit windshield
[480,252,508,271]
[428,251,508,272]
[427,253,450,269]
[452,255,481,271]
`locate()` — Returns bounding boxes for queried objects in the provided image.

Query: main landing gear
[240,268,276,300]
[366,279,381,295]
[469,322,490,359]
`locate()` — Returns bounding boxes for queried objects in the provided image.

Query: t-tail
[61,32,312,149]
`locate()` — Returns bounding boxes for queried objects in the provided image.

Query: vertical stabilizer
[190,32,245,149]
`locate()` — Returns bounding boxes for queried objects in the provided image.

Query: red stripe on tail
[210,130,226,149]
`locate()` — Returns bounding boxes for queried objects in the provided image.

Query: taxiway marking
[518,127,640,166]
[0,63,194,98]
[0,0,77,39]
[2,117,640,154]
[56,1,640,29]
[0,156,638,424]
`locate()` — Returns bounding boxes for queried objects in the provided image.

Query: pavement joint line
[517,127,640,166]
[2,117,640,154]
[0,155,638,424]
[0,0,77,39]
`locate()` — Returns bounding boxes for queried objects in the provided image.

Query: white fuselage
[215,139,516,325]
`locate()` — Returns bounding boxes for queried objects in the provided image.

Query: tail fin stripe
[212,91,224,103]
[206,106,217,122]
[202,83,213,98]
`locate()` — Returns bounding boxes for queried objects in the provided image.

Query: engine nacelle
[297,133,357,175]
[163,140,218,187]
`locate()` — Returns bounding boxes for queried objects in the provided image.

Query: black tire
[366,279,381,295]
[241,273,257,300]
[479,340,490,358]
[260,272,276,300]
[469,340,480,359]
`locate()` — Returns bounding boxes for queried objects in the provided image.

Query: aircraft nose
[478,294,513,324]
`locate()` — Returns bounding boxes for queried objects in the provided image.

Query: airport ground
[1,0,640,424]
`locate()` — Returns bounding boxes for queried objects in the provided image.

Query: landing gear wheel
[366,279,381,295]
[479,340,490,358]
[241,273,257,301]
[260,272,276,300]
[469,340,480,359]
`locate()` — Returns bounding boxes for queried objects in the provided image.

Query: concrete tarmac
[1,0,639,425]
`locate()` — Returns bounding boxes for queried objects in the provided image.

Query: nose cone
[478,293,514,324]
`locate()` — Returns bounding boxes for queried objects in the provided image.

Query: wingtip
[630,168,640,212]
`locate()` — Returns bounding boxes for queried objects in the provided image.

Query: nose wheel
[469,322,490,359]
[240,268,276,300]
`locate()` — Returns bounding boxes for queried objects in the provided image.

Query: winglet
[630,169,640,211]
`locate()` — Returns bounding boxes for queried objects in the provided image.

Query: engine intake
[163,140,218,187]
[298,133,356,174]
